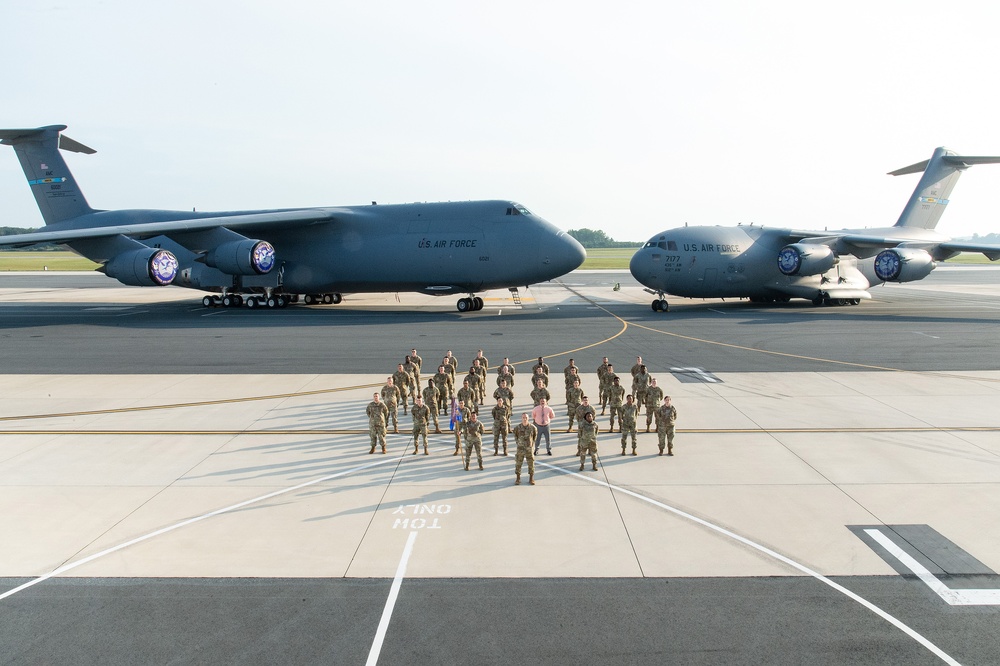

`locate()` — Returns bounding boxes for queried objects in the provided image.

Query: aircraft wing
[785,231,1000,261]
[0,209,339,248]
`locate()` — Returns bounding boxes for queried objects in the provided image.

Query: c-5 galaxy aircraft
[0,125,585,311]
[630,147,1000,311]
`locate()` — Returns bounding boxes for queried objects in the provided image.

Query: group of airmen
[365,351,679,486]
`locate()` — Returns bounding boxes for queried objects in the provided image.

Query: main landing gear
[650,293,669,312]
[457,296,484,312]
[201,291,314,309]
[302,293,343,305]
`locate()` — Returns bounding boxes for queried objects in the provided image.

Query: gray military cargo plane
[0,125,586,311]
[630,147,1000,311]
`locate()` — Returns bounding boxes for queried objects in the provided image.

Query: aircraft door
[701,268,718,291]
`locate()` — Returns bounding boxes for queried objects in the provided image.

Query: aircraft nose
[545,231,586,274]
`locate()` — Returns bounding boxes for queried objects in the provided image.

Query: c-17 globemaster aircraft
[630,147,1000,311]
[0,125,586,311]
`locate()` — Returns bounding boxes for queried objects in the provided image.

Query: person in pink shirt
[532,398,556,456]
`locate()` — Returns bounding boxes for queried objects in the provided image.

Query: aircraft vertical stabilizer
[890,147,1000,230]
[0,125,95,225]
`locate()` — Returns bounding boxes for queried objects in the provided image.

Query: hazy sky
[4,1,1000,241]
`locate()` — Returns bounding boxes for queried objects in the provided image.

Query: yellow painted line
[0,383,381,423]
[556,280,1000,383]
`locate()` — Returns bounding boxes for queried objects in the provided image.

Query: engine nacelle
[777,243,838,276]
[873,248,935,282]
[104,248,179,286]
[204,239,276,275]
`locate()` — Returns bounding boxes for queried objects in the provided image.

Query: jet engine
[104,247,179,286]
[204,239,276,275]
[776,243,838,276]
[873,248,935,282]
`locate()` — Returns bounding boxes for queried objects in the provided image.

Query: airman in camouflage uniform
[463,411,485,470]
[564,366,581,392]
[492,398,510,455]
[404,355,420,393]
[629,356,644,399]
[575,395,596,455]
[409,348,423,382]
[444,350,459,374]
[608,376,625,432]
[366,393,389,454]
[457,380,478,416]
[472,358,487,404]
[474,349,489,373]
[464,368,483,407]
[497,357,516,386]
[422,379,442,433]
[512,413,538,485]
[656,395,678,456]
[634,365,651,415]
[393,363,413,410]
[578,411,600,471]
[380,377,401,432]
[452,399,471,455]
[532,357,550,376]
[433,365,451,414]
[600,364,619,416]
[441,357,457,394]
[563,358,578,382]
[410,396,431,455]
[619,394,639,455]
[530,366,549,389]
[565,378,583,432]
[496,367,515,392]
[644,377,664,431]
[596,357,610,411]
[530,379,551,406]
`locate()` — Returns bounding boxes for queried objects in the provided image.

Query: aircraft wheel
[659,299,669,311]
[322,293,334,305]
[457,298,472,312]
[812,295,825,306]
[234,295,244,306]
[331,293,343,304]
[222,295,235,307]
[651,300,661,312]
[473,296,483,310]
[852,298,861,305]
[277,296,289,307]
[246,297,259,309]
[266,297,279,308]
[289,294,299,304]
[202,296,215,308]
[304,295,315,305]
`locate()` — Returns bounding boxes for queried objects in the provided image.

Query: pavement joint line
[533,459,962,666]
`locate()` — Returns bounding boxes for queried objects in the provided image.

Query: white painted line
[537,462,961,666]
[0,453,408,602]
[914,332,941,339]
[864,529,1000,606]
[366,530,418,666]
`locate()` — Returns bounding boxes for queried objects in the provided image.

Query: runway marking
[0,452,408,603]
[914,332,941,339]
[366,530,418,666]
[536,460,961,666]
[864,529,1000,606]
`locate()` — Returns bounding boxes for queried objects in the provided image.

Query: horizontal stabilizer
[889,153,1000,176]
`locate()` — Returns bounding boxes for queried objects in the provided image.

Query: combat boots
[381,445,386,454]
[369,446,375,454]
[478,462,484,470]
[435,428,443,434]
[502,446,508,456]
[423,446,429,455]
[515,474,521,485]
[529,474,535,485]
[393,426,399,434]
[592,462,598,471]
[464,463,469,471]
[621,447,626,456]
[413,447,418,455]
[494,446,499,456]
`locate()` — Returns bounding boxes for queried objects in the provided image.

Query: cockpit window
[506,203,531,216]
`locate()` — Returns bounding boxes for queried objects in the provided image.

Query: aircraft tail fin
[0,124,96,225]
[889,147,1000,230]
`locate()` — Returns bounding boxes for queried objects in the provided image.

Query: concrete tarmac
[2,268,1000,665]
